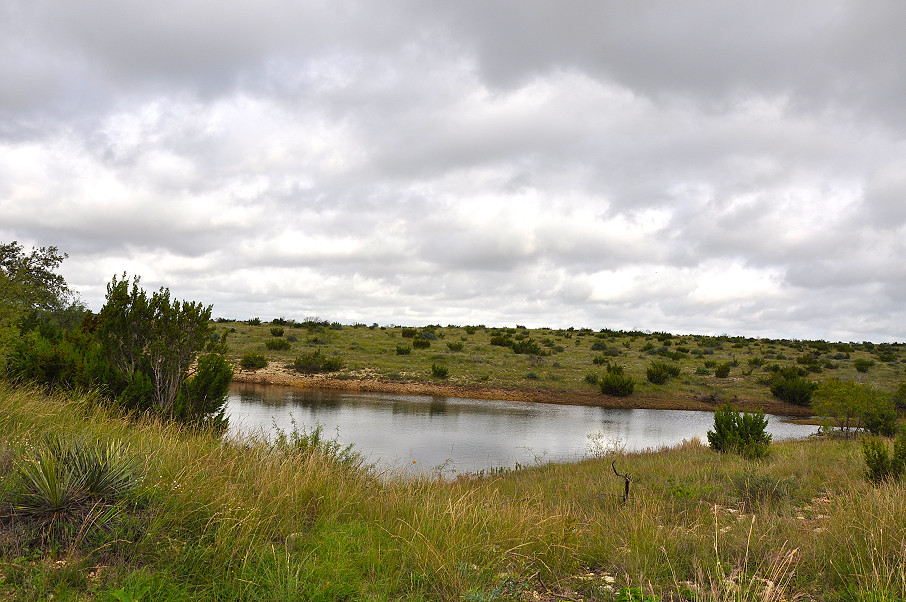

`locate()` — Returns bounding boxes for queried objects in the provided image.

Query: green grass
[3,383,906,599]
[223,322,906,407]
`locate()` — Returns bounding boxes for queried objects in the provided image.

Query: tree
[813,379,897,436]
[98,274,229,419]
[0,241,82,368]
[707,403,772,459]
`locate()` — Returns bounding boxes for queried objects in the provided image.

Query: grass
[223,322,906,412]
[2,383,906,599]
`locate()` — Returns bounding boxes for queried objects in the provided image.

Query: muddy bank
[231,365,813,417]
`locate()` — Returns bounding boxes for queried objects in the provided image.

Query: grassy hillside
[3,384,904,600]
[222,320,905,409]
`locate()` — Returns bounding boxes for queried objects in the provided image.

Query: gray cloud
[2,1,906,340]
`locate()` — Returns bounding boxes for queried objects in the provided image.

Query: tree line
[0,241,232,428]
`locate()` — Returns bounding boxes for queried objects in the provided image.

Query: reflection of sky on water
[226,383,816,475]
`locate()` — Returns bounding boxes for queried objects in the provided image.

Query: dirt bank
[231,365,813,416]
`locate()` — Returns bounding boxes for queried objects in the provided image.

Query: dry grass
[2,382,906,600]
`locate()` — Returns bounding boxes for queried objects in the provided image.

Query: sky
[2,1,905,342]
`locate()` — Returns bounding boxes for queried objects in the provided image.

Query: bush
[854,358,875,373]
[395,345,411,355]
[289,350,343,374]
[512,339,544,355]
[646,361,680,384]
[431,363,449,378]
[707,404,771,459]
[862,428,906,483]
[446,342,463,352]
[584,372,599,385]
[248,317,261,325]
[269,327,284,337]
[239,353,268,370]
[401,328,417,338]
[464,326,477,335]
[714,363,732,378]
[770,375,817,406]
[599,364,635,397]
[412,339,431,349]
[264,338,291,351]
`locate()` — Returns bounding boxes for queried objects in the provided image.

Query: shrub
[512,339,544,355]
[714,363,732,378]
[464,326,477,335]
[239,353,268,370]
[646,361,680,384]
[431,363,449,378]
[412,339,431,349]
[264,338,291,351]
[814,379,898,436]
[419,330,438,341]
[862,428,906,483]
[770,375,817,406]
[248,317,261,325]
[489,335,513,347]
[591,341,607,351]
[854,358,875,373]
[525,371,539,380]
[289,350,343,374]
[584,372,599,385]
[446,342,464,352]
[269,327,284,337]
[401,328,417,338]
[599,364,635,397]
[695,366,711,376]
[706,404,771,459]
[395,345,411,355]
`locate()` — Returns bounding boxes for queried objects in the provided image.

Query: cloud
[2,1,906,340]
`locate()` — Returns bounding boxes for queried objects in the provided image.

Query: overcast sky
[2,1,905,341]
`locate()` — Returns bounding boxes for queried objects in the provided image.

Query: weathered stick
[612,460,630,504]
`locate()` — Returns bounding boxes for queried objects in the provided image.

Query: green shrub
[714,363,732,378]
[401,328,417,338]
[854,358,875,373]
[512,339,544,355]
[239,353,268,370]
[269,327,284,337]
[248,317,261,325]
[706,404,771,459]
[584,372,599,385]
[446,342,464,352]
[599,364,635,397]
[412,339,431,349]
[770,375,817,406]
[695,367,711,376]
[289,350,343,374]
[862,428,906,483]
[525,371,539,380]
[264,338,291,351]
[646,361,680,384]
[395,345,411,355]
[431,363,449,378]
[464,326,477,335]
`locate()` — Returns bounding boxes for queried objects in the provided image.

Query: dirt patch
[231,365,812,416]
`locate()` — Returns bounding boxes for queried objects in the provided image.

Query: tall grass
[2,383,906,599]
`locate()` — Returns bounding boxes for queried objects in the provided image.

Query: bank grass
[3,383,906,600]
[225,322,906,410]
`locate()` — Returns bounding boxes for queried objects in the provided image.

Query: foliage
[714,362,732,378]
[412,338,431,349]
[862,428,906,483]
[395,345,411,355]
[7,434,141,545]
[770,374,817,406]
[240,353,269,370]
[814,379,898,436]
[646,361,680,385]
[599,364,635,397]
[401,328,417,338]
[264,337,291,351]
[707,404,771,459]
[511,338,544,355]
[446,342,464,352]
[269,327,284,337]
[289,350,343,374]
[431,363,449,378]
[270,419,363,469]
[854,358,875,373]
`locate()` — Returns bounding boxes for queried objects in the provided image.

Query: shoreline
[231,365,814,417]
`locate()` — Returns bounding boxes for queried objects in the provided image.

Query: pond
[226,383,816,476]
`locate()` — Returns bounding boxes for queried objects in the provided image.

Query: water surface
[226,383,816,475]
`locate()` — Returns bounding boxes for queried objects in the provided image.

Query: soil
[231,364,814,417]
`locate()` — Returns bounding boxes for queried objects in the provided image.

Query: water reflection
[226,383,815,475]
